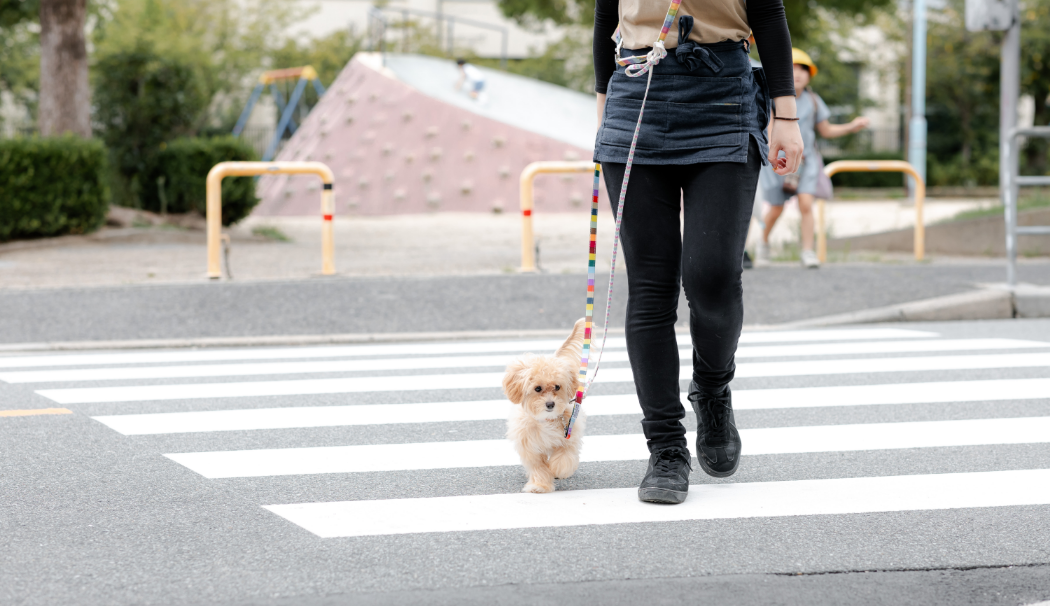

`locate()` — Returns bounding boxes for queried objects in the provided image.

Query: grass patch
[944,191,1050,223]
[251,225,292,242]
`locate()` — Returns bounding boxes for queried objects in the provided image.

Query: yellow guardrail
[206,161,335,279]
[519,161,596,272]
[817,160,926,262]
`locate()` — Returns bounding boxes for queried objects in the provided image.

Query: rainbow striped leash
[565,0,683,439]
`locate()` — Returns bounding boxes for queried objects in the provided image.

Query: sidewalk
[0,199,1000,290]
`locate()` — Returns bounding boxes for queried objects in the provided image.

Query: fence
[1004,126,1050,286]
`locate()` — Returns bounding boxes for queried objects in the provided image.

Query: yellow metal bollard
[819,160,926,262]
[519,161,596,272]
[206,161,336,279]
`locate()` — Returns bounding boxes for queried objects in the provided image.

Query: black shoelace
[652,447,690,475]
[691,390,732,444]
[704,395,732,443]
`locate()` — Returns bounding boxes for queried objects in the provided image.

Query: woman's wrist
[772,95,797,120]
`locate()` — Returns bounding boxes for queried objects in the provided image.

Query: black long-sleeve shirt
[593,0,794,99]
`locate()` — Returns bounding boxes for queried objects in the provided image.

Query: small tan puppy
[503,318,587,493]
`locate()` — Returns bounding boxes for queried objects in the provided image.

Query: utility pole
[907,0,927,195]
[966,0,1020,282]
[1000,9,1021,284]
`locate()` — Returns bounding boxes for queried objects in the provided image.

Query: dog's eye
[534,386,542,393]
[554,385,560,391]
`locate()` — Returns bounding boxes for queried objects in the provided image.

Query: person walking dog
[593,0,803,503]
[755,48,870,268]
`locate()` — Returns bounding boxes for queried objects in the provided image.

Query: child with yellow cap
[756,48,870,268]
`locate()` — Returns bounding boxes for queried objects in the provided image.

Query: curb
[3,286,1048,353]
[775,285,1050,329]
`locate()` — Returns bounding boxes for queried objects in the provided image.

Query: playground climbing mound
[255,53,601,216]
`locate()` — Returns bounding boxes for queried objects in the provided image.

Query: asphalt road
[4,263,1050,343]
[3,319,1050,605]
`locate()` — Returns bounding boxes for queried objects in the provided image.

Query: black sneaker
[742,250,753,270]
[638,446,691,504]
[688,382,742,478]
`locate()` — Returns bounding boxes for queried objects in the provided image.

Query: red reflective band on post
[323,214,333,221]
[523,209,532,217]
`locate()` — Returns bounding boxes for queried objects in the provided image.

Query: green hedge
[141,136,259,226]
[0,137,110,242]
[823,151,906,188]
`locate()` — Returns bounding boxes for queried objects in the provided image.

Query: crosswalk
[6,326,1050,541]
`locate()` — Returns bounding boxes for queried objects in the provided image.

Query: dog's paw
[522,482,554,493]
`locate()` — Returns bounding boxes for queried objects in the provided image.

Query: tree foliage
[141,136,259,224]
[93,41,212,187]
[0,136,109,241]
[916,0,1050,185]
[269,28,365,109]
[88,0,308,205]
[1020,0,1050,177]
[924,0,1001,185]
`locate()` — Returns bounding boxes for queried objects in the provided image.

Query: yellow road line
[0,408,73,417]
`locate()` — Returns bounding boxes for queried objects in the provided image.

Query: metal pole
[1002,12,1021,287]
[447,17,455,56]
[501,29,508,69]
[907,0,928,196]
[436,0,443,48]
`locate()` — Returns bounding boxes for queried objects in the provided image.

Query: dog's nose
[545,401,555,411]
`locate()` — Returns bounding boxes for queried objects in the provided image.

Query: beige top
[617,0,749,50]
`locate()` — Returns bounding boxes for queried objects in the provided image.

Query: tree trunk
[38,0,90,137]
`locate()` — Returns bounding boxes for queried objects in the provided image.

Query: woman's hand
[849,116,871,133]
[597,92,607,126]
[768,95,803,175]
[769,119,804,175]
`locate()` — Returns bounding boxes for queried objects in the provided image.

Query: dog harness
[565,0,683,439]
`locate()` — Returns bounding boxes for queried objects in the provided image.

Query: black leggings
[602,138,762,453]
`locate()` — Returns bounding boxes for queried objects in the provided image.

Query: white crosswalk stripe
[38,351,1050,404]
[5,338,1041,384]
[42,326,1050,540]
[264,469,1050,538]
[95,378,1050,435]
[0,328,938,370]
[166,417,1050,479]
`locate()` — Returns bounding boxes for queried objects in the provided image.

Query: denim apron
[594,37,771,166]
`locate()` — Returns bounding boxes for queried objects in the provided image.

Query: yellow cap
[792,48,817,78]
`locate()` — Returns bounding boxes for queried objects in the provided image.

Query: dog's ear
[554,318,587,364]
[502,357,531,404]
